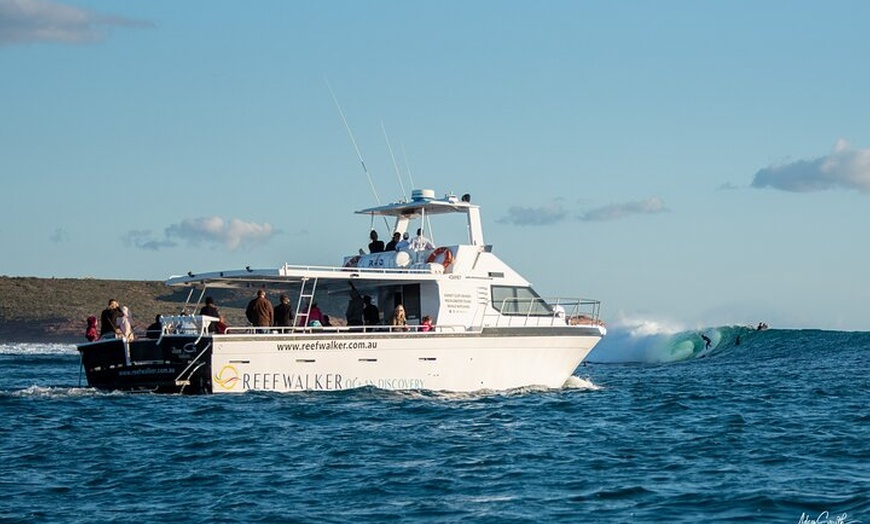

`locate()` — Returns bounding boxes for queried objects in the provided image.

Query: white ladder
[295,277,318,327]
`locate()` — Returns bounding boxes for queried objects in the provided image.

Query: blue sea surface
[0,328,867,523]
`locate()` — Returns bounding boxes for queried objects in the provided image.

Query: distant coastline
[0,276,246,343]
[0,275,348,343]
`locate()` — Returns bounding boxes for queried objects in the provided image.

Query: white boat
[77,189,605,394]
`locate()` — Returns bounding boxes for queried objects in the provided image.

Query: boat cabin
[165,189,601,333]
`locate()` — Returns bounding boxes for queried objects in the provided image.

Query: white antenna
[326,79,381,206]
[401,143,417,191]
[381,121,407,199]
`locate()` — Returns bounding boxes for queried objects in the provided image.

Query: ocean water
[0,327,867,523]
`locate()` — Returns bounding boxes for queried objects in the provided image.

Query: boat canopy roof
[357,190,485,246]
[355,190,477,218]
[165,263,443,289]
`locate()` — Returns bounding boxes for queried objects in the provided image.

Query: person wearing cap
[396,232,410,251]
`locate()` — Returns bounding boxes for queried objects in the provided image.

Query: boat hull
[78,327,604,394]
[211,326,603,393]
[77,336,212,394]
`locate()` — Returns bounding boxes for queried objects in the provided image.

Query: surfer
[701,334,711,349]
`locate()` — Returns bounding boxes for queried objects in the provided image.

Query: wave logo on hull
[214,365,240,390]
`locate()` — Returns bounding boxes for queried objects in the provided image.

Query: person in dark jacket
[368,230,385,253]
[274,294,294,327]
[146,315,162,339]
[363,295,380,327]
[246,289,274,329]
[99,299,124,338]
[345,283,365,327]
[200,296,220,318]
[385,231,400,252]
[200,296,221,333]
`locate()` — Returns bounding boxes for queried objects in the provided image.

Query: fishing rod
[401,143,417,190]
[381,120,407,200]
[325,79,391,232]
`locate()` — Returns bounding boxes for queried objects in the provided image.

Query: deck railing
[214,297,601,336]
[478,297,602,328]
[222,323,468,336]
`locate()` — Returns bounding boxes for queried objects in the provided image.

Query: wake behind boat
[77,189,606,394]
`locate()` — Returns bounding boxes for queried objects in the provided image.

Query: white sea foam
[0,342,76,355]
[563,375,601,390]
[7,385,99,398]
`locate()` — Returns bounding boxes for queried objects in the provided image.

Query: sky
[2,0,869,331]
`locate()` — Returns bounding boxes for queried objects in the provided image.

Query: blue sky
[2,0,869,331]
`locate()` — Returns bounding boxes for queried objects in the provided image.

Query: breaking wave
[589,322,767,363]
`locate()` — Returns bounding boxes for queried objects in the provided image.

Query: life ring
[426,247,454,270]
[344,255,360,268]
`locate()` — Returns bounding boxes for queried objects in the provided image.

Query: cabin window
[490,286,551,316]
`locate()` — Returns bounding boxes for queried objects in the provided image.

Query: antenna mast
[326,79,382,206]
[401,143,417,190]
[381,121,407,199]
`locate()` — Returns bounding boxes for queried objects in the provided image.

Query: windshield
[491,285,552,316]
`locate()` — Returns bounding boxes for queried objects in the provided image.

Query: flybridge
[356,189,485,247]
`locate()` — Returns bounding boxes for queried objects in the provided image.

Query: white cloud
[497,201,567,226]
[222,218,278,250]
[121,229,177,251]
[0,0,150,46]
[497,197,670,226]
[751,139,870,193]
[122,217,278,252]
[165,217,277,250]
[579,197,669,222]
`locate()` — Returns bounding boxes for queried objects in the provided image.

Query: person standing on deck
[200,296,221,333]
[346,283,365,327]
[391,304,409,332]
[274,294,294,328]
[100,299,124,339]
[363,295,380,327]
[246,289,274,329]
[118,305,134,341]
[411,228,434,251]
[200,296,220,319]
